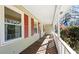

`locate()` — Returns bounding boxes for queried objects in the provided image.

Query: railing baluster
[52,32,76,54]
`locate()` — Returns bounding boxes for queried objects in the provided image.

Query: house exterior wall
[0,5,45,54]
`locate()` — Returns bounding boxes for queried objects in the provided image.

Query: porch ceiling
[23,5,56,24]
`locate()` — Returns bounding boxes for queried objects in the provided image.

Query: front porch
[20,32,76,54]
[20,34,58,54]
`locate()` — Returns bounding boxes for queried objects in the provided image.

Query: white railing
[52,32,76,54]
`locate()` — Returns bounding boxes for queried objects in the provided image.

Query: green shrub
[60,26,79,49]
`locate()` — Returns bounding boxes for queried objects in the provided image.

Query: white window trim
[0,6,23,46]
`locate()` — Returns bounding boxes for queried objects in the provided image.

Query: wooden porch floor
[20,34,58,54]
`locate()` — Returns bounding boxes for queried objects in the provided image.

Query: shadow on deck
[20,34,58,54]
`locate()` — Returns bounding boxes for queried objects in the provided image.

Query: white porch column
[0,6,5,45]
[58,19,60,37]
[52,20,55,33]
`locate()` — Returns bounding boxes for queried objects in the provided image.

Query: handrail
[52,32,76,54]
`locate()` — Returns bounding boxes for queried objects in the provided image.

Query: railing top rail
[52,32,76,54]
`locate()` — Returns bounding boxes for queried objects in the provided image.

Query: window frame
[5,23,22,41]
[34,20,38,34]
[1,6,23,45]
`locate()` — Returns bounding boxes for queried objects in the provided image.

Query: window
[38,22,40,33]
[31,18,34,35]
[5,7,22,41]
[34,24,37,33]
[5,25,21,41]
[34,21,37,33]
[34,18,38,33]
[55,24,58,33]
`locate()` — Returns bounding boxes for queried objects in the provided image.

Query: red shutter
[38,22,40,32]
[31,18,34,35]
[24,14,28,38]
